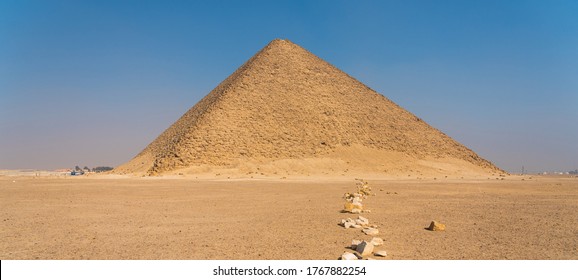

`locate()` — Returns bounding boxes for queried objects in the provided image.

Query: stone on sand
[370,237,384,246]
[340,218,356,229]
[351,239,362,249]
[344,202,363,213]
[355,241,374,256]
[356,216,369,226]
[374,250,387,257]
[362,227,379,236]
[341,252,358,260]
[428,221,446,231]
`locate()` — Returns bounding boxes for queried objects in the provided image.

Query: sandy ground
[0,174,577,260]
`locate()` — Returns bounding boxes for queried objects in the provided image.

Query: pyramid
[115,39,502,176]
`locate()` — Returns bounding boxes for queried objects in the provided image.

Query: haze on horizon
[1,0,577,173]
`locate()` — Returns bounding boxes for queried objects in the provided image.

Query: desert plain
[1,172,577,260]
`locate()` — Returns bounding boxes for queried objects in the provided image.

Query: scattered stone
[370,237,384,246]
[355,241,374,256]
[350,239,362,249]
[362,227,379,236]
[374,250,387,257]
[351,208,362,214]
[341,252,358,260]
[352,224,362,229]
[355,216,369,226]
[362,209,371,213]
[340,218,356,229]
[344,202,354,212]
[344,202,363,213]
[428,221,446,231]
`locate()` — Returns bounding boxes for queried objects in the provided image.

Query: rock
[374,250,387,257]
[428,221,446,231]
[352,197,362,204]
[352,224,362,229]
[341,252,358,260]
[356,216,369,226]
[355,241,374,256]
[362,227,379,236]
[350,239,362,249]
[343,202,354,212]
[344,202,363,213]
[351,208,362,214]
[362,209,371,213]
[370,237,384,246]
[340,218,355,228]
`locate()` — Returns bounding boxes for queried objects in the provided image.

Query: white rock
[356,216,369,226]
[340,218,356,228]
[352,197,362,204]
[362,227,379,236]
[341,252,358,260]
[352,224,362,228]
[351,209,362,214]
[374,250,387,257]
[344,221,355,229]
[355,241,374,256]
[370,237,384,246]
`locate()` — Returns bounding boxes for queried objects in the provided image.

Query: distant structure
[115,39,503,176]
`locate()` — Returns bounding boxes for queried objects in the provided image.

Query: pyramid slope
[115,39,502,176]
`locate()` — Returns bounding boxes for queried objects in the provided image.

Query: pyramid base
[114,145,503,179]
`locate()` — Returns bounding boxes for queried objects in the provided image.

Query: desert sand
[1,174,576,260]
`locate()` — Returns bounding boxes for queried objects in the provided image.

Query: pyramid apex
[267,38,296,47]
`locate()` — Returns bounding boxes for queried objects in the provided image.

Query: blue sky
[1,0,577,173]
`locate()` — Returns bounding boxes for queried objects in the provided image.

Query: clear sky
[1,0,577,173]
